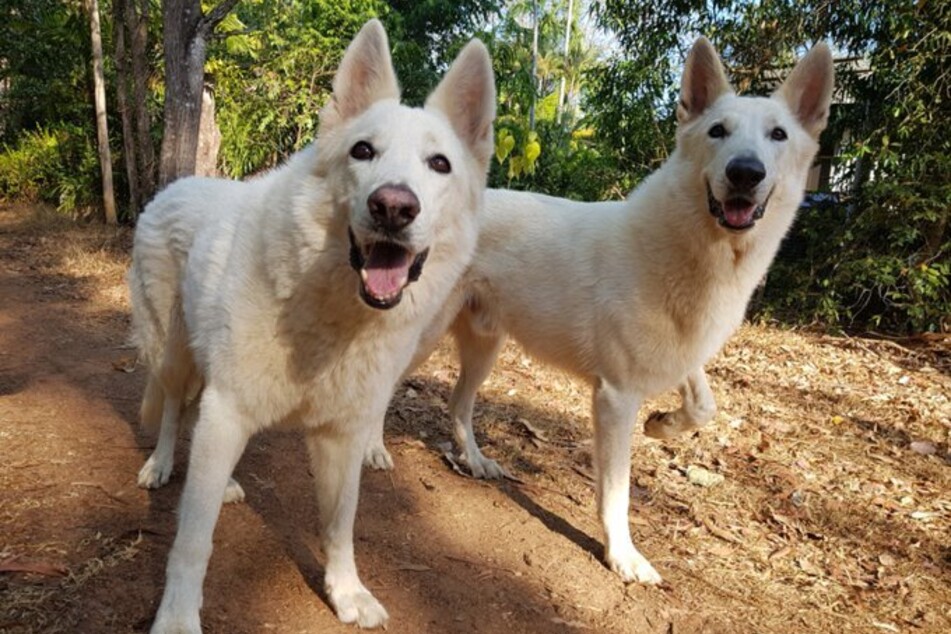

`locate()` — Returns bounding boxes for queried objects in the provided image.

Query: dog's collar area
[706,183,769,232]
[348,227,429,310]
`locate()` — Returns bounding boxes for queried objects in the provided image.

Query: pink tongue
[724,201,755,227]
[364,243,413,298]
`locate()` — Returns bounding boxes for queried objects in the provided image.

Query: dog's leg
[593,379,662,584]
[363,415,394,471]
[363,313,448,472]
[362,347,428,472]
[643,368,717,439]
[222,476,246,504]
[151,386,250,634]
[139,309,194,491]
[448,316,507,479]
[137,387,182,489]
[139,373,165,428]
[307,423,388,629]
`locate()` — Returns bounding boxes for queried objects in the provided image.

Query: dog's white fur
[129,20,495,631]
[369,38,834,584]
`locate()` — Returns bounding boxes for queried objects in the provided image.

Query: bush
[0,123,99,215]
[757,193,950,334]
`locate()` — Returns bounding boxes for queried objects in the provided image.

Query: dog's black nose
[726,156,766,190]
[368,184,420,232]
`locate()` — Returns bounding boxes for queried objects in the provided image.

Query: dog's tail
[126,255,171,431]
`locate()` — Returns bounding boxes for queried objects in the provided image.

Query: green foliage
[768,0,950,333]
[383,0,501,105]
[0,123,99,214]
[494,124,541,180]
[485,1,610,197]
[210,0,390,178]
[490,119,619,200]
[210,0,501,178]
[0,0,92,143]
[583,59,676,192]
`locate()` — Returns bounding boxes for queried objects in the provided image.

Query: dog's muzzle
[707,183,771,232]
[348,228,429,310]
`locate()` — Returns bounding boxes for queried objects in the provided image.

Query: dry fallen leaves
[110,356,137,373]
[397,563,432,572]
[0,556,68,577]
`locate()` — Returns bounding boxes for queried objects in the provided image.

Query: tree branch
[198,0,240,39]
[211,27,257,41]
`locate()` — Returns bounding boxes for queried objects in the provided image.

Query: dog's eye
[350,141,375,161]
[770,127,788,141]
[708,123,727,139]
[428,154,451,174]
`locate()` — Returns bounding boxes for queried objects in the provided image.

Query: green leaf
[496,130,516,164]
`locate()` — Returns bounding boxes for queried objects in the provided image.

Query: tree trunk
[920,206,948,264]
[129,0,156,205]
[88,0,117,224]
[158,0,237,190]
[114,0,140,218]
[529,0,538,131]
[557,0,574,121]
[195,87,221,177]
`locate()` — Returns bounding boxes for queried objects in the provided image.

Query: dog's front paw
[466,453,506,479]
[329,585,389,629]
[606,547,663,585]
[222,477,245,504]
[138,453,173,489]
[363,443,394,471]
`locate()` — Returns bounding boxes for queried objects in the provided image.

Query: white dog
[369,38,833,585]
[128,20,495,631]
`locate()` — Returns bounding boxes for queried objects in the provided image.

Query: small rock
[686,465,724,487]
[910,440,937,455]
[797,556,822,577]
[790,490,805,507]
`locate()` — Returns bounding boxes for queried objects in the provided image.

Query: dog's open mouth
[348,229,429,309]
[707,183,770,231]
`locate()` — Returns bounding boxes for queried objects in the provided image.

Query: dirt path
[1,204,950,633]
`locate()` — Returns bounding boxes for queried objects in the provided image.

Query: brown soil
[1,203,949,634]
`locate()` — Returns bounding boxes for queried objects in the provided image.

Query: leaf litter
[2,203,950,633]
[398,321,951,632]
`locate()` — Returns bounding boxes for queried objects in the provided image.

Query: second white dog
[369,37,834,585]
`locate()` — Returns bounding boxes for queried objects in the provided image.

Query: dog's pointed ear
[321,19,400,130]
[425,39,497,169]
[775,42,835,138]
[677,37,732,123]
